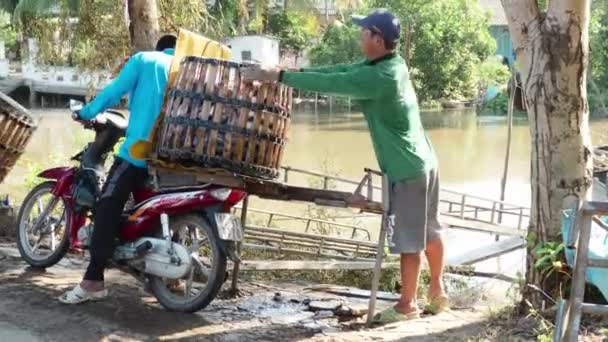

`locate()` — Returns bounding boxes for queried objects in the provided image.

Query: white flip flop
[59,284,108,304]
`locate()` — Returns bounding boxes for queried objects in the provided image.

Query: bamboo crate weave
[155,57,292,180]
[0,92,37,184]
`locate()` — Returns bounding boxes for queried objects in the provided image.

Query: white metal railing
[232,205,372,241]
[279,166,530,231]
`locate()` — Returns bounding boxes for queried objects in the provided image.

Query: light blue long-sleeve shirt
[79,48,174,168]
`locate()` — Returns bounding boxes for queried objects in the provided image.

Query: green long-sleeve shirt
[281,54,438,182]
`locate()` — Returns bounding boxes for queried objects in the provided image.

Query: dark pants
[84,158,147,281]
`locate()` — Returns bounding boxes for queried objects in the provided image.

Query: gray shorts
[387,168,442,254]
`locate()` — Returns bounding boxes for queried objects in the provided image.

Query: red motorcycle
[16,100,246,312]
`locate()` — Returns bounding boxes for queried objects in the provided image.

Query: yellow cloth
[129,29,232,161]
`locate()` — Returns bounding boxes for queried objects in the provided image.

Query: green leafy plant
[473,56,511,95]
[589,0,608,117]
[370,0,496,102]
[0,10,16,53]
[533,241,568,280]
[267,11,318,55]
[482,92,509,115]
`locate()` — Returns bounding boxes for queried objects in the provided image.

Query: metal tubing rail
[554,201,608,341]
[232,206,372,241]
[280,166,530,222]
[280,166,529,212]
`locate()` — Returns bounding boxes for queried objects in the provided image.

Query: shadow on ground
[0,253,313,341]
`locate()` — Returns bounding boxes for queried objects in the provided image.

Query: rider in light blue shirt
[79,40,175,167]
[60,35,177,304]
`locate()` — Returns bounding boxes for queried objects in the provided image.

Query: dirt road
[0,243,525,341]
[0,244,319,342]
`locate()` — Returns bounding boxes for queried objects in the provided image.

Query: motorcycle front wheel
[16,181,70,268]
[149,214,227,313]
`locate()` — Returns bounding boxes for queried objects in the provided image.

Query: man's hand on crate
[241,64,281,82]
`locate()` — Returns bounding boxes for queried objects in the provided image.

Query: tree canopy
[1,0,607,112]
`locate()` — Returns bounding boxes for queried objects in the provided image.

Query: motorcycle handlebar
[72,109,126,131]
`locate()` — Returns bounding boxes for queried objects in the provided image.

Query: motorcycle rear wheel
[149,214,227,313]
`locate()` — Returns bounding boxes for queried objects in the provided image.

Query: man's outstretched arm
[280,66,389,100]
[79,54,141,120]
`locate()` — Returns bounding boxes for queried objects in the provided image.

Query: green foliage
[310,0,495,102]
[480,91,530,116]
[0,10,16,51]
[158,0,213,37]
[11,0,127,68]
[24,160,44,190]
[589,88,608,117]
[482,92,508,115]
[473,56,510,89]
[532,241,568,280]
[26,5,72,66]
[379,0,495,101]
[70,0,129,70]
[0,0,18,13]
[267,10,318,53]
[590,0,608,117]
[309,22,362,66]
[22,152,65,190]
[591,0,608,86]
[208,0,243,37]
[248,0,270,34]
[536,0,548,11]
[0,0,79,18]
[14,0,217,71]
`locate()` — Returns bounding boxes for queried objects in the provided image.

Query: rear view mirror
[69,99,84,112]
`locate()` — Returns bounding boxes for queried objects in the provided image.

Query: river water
[3,106,608,278]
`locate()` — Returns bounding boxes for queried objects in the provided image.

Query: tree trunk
[501,0,594,307]
[127,0,160,53]
[403,22,412,66]
[238,0,249,34]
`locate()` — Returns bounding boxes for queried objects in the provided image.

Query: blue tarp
[561,210,608,300]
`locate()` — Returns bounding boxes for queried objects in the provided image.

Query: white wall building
[224,35,280,65]
[22,39,110,96]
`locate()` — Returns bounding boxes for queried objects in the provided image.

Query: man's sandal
[424,293,450,314]
[59,284,108,304]
[372,306,420,324]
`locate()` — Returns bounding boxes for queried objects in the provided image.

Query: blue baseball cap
[352,9,401,43]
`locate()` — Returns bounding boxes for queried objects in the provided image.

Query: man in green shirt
[242,9,448,323]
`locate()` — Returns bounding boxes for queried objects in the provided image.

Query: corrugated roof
[479,0,508,26]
